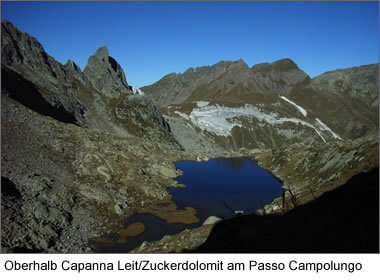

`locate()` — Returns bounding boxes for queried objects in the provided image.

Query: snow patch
[189,104,280,136]
[273,117,326,142]
[279,96,307,117]
[195,101,210,108]
[129,86,145,95]
[188,103,328,142]
[312,128,326,143]
[315,118,342,140]
[174,111,190,120]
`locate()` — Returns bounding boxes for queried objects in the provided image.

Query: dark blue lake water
[169,157,283,222]
[93,157,283,252]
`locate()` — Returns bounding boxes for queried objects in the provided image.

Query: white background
[1,254,379,279]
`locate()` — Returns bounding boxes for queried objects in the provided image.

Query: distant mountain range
[142,57,378,152]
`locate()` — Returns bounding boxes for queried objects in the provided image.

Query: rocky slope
[288,64,379,140]
[143,58,378,153]
[1,20,187,252]
[142,58,309,106]
[254,136,379,213]
[1,93,191,252]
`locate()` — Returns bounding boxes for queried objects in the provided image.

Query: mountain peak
[84,46,129,97]
[251,58,299,72]
[2,20,21,34]
[234,58,249,69]
[272,58,299,71]
[94,46,109,60]
[64,59,81,72]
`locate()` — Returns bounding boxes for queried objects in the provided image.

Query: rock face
[1,20,86,125]
[64,59,83,81]
[84,46,129,98]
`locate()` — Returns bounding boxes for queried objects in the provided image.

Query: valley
[1,20,378,253]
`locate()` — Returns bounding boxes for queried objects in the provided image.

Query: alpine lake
[93,157,283,252]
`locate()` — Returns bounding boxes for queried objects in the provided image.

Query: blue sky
[2,1,379,88]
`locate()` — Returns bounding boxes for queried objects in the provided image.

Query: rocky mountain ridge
[143,58,310,106]
[143,55,378,154]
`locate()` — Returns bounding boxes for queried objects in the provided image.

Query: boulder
[202,216,222,225]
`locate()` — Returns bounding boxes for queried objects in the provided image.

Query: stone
[161,235,171,241]
[152,163,178,178]
[202,216,222,225]
[139,241,149,251]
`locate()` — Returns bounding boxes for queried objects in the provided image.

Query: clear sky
[2,1,379,88]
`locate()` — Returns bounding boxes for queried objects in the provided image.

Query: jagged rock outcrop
[1,20,86,125]
[64,59,83,81]
[77,46,180,147]
[83,46,129,98]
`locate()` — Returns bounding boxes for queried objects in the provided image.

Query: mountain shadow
[1,67,78,125]
[190,168,379,253]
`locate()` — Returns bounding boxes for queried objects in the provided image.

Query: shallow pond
[93,157,283,252]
